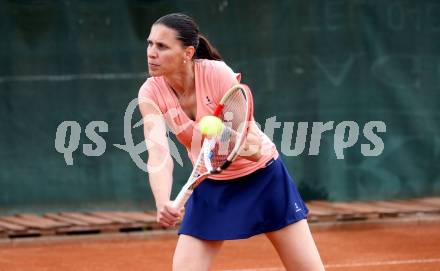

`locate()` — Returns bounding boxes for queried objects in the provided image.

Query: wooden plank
[338,202,398,216]
[311,201,356,217]
[306,202,339,222]
[112,212,156,223]
[44,213,89,226]
[307,202,338,215]
[0,218,27,231]
[392,200,440,213]
[112,212,162,229]
[89,212,134,224]
[17,214,70,228]
[42,215,105,235]
[309,201,368,221]
[307,206,335,216]
[420,197,440,204]
[309,201,357,215]
[55,213,124,234]
[372,201,421,213]
[349,202,397,213]
[413,198,440,208]
[0,216,54,230]
[145,211,158,218]
[328,202,376,213]
[320,202,380,219]
[59,213,113,225]
[45,212,152,234]
[89,212,150,231]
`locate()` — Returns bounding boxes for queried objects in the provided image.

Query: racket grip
[171,189,193,210]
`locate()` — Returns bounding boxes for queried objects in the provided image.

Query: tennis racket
[171,84,254,210]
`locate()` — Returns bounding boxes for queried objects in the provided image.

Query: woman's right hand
[156,201,184,228]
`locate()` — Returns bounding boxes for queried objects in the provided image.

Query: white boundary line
[220,258,440,271]
[0,72,147,83]
[326,258,440,268]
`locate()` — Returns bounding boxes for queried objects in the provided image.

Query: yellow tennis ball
[199,116,224,137]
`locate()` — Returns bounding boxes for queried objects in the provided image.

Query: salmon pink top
[138,59,278,180]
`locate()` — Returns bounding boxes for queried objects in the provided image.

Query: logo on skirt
[294,202,302,212]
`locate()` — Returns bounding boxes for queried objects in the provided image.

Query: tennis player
[139,13,325,271]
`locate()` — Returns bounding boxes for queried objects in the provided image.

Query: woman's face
[147,24,188,77]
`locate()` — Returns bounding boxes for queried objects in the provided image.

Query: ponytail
[195,34,223,61]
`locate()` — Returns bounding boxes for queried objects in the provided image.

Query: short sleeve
[137,77,170,116]
[209,61,241,98]
[138,79,158,107]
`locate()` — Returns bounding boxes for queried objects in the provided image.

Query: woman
[139,13,325,271]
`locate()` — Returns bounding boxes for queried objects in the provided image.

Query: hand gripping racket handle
[171,189,193,210]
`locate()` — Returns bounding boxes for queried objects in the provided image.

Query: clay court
[1,199,440,271]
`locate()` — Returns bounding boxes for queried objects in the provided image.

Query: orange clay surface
[0,220,439,271]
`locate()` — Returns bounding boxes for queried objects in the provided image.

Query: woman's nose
[147,47,157,59]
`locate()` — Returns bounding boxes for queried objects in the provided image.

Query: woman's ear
[184,46,196,61]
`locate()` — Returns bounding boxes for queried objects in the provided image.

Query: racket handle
[171,189,193,210]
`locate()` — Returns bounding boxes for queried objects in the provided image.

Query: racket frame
[171,84,253,210]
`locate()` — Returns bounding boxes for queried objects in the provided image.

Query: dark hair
[154,13,222,61]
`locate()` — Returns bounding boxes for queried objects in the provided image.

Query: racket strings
[208,88,249,168]
[219,88,248,148]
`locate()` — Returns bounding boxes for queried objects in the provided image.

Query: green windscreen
[0,0,439,215]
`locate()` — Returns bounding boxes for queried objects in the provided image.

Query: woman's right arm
[138,98,182,227]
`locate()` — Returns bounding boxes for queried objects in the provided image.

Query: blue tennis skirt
[178,158,309,240]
